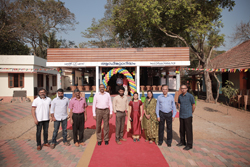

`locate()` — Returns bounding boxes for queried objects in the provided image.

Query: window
[38,74,44,87]
[8,73,24,88]
[52,75,57,86]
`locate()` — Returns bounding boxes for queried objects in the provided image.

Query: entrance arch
[102,68,136,96]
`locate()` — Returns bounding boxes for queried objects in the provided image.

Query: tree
[113,0,235,102]
[229,20,250,44]
[0,38,30,55]
[1,0,77,58]
[81,0,130,48]
[221,80,238,114]
[59,39,78,48]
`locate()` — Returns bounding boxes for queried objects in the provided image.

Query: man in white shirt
[50,89,70,149]
[31,88,51,151]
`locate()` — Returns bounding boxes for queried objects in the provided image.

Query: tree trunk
[204,71,215,102]
[213,72,220,104]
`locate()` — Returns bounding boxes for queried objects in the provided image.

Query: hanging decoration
[184,68,250,72]
[0,68,58,72]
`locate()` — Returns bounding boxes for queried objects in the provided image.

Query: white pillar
[166,74,169,86]
[136,66,140,95]
[176,72,180,91]
[72,69,75,86]
[57,73,61,90]
[96,66,99,93]
[99,67,102,84]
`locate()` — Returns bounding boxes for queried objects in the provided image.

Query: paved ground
[0,100,250,167]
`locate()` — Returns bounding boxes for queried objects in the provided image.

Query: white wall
[0,73,34,97]
[64,72,72,88]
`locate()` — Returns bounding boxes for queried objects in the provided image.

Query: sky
[58,0,250,51]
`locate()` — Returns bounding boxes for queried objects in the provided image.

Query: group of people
[32,83,195,151]
[92,84,195,150]
[32,88,88,150]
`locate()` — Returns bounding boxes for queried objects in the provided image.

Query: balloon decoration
[102,68,136,96]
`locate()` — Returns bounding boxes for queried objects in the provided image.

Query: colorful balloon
[102,68,136,96]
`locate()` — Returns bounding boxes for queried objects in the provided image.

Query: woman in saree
[143,90,158,144]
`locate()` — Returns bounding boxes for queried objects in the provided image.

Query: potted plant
[141,90,146,103]
[194,95,198,106]
[88,90,94,103]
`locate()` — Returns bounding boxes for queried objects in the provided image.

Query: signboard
[47,61,190,67]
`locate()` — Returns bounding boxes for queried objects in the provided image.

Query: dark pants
[115,111,126,141]
[96,108,110,142]
[72,113,85,143]
[159,111,172,145]
[179,117,193,148]
[36,120,49,146]
[52,118,68,144]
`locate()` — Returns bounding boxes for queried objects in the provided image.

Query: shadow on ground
[203,107,220,112]
[53,129,96,144]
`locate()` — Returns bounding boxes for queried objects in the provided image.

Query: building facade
[0,55,59,102]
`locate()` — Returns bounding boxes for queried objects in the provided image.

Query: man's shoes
[137,139,140,142]
[43,143,50,147]
[37,146,41,151]
[98,142,102,146]
[183,146,192,150]
[75,142,79,147]
[176,143,185,147]
[133,139,136,142]
[105,141,109,145]
[50,144,56,149]
[120,138,127,141]
[158,143,162,146]
[64,142,70,146]
[167,144,171,147]
[79,142,86,146]
[116,141,122,145]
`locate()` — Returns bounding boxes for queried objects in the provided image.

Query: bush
[141,90,145,97]
[50,94,57,100]
[89,90,94,97]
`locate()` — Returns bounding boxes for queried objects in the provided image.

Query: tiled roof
[47,47,189,62]
[210,40,250,69]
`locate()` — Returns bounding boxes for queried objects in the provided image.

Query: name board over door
[47,61,190,67]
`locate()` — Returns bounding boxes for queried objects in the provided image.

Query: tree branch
[158,27,188,47]
[213,72,220,103]
[207,46,215,62]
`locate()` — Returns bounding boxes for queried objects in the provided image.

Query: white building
[0,55,61,102]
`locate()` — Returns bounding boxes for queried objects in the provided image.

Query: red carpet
[88,112,169,167]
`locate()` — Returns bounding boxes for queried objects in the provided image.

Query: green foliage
[0,0,78,58]
[141,90,145,97]
[194,96,198,101]
[112,0,235,102]
[221,80,238,106]
[50,94,57,100]
[81,0,130,48]
[89,90,94,97]
[0,37,30,55]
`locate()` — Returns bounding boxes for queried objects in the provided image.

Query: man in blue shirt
[177,84,196,150]
[156,85,177,147]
